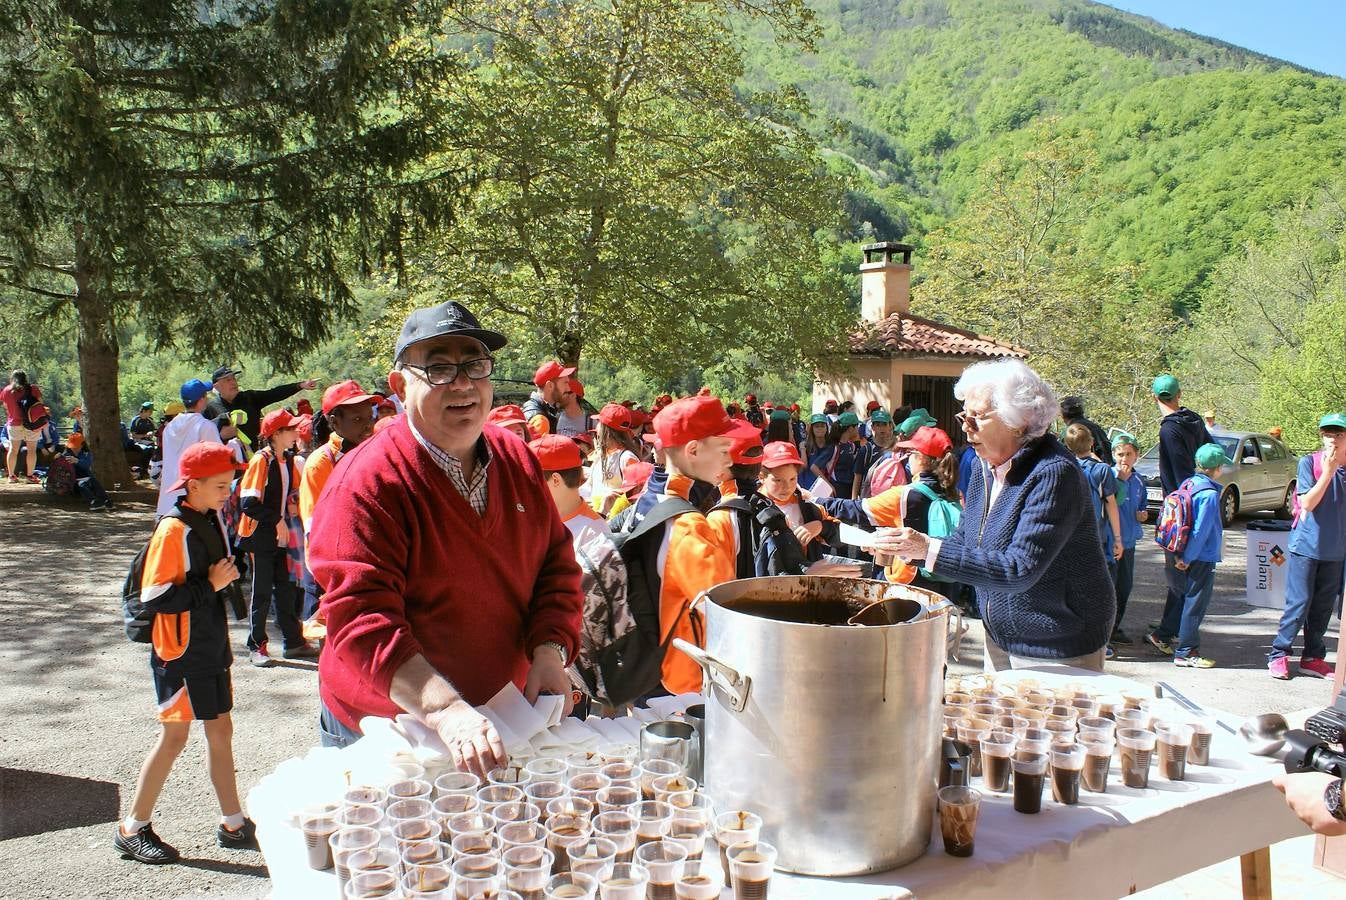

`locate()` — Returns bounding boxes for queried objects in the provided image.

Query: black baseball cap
[211,365,242,383]
[394,301,507,363]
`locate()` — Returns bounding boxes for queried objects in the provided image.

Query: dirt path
[0,485,314,899]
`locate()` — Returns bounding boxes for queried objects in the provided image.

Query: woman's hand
[863,527,929,560]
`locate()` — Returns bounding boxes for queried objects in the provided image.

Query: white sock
[221,812,245,830]
[123,816,150,834]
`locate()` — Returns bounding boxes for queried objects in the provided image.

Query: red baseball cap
[598,402,636,433]
[895,425,954,458]
[653,396,760,448]
[790,403,800,412]
[487,404,528,429]
[744,393,757,403]
[534,360,577,388]
[322,379,377,416]
[621,461,655,493]
[866,400,882,412]
[169,442,244,491]
[569,377,584,399]
[529,434,583,472]
[760,441,805,469]
[730,433,764,465]
[259,408,299,439]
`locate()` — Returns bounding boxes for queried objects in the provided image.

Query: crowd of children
[5,351,1339,866]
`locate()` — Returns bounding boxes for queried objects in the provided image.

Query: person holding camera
[1273,771,1346,836]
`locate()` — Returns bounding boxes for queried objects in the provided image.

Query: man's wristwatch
[1326,778,1346,822]
[537,641,568,666]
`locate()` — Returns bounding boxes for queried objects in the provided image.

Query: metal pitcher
[673,576,956,876]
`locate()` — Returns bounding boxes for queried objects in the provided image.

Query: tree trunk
[72,240,131,489]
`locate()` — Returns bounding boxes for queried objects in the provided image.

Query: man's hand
[425,701,507,778]
[525,645,574,716]
[299,379,318,390]
[1272,772,1346,836]
[1113,540,1125,561]
[207,558,240,591]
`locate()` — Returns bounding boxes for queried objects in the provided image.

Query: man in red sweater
[307,301,583,776]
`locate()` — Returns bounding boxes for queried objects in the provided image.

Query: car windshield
[1142,435,1240,460]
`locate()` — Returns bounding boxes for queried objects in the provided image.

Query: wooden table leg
[1240,846,1272,900]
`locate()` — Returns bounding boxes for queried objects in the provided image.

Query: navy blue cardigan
[932,434,1116,659]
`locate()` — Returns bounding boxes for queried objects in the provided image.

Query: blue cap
[181,378,212,406]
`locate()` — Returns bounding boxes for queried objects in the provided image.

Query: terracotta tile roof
[849,312,1027,359]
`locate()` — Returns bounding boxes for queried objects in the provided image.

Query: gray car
[1135,430,1299,526]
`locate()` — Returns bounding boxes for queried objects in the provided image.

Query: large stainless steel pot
[673,576,956,876]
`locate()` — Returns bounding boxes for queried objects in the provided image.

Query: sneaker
[217,817,259,850]
[1145,632,1173,655]
[1105,645,1115,660]
[1300,658,1335,679]
[26,474,39,484]
[1174,655,1216,669]
[6,475,17,484]
[114,823,179,864]
[1110,628,1134,645]
[91,500,111,511]
[282,641,319,660]
[250,646,273,667]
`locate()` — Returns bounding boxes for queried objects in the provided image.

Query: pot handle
[924,596,964,662]
[671,638,752,712]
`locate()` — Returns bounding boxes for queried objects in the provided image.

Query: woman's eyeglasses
[400,357,494,386]
[955,409,996,432]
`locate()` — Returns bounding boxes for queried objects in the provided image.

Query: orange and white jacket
[237,446,295,550]
[657,474,737,694]
[300,434,352,536]
[141,504,233,674]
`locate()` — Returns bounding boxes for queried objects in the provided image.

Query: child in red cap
[644,396,759,694]
[115,442,257,864]
[238,409,316,666]
[486,403,531,442]
[590,402,643,515]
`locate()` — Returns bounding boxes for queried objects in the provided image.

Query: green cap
[809,413,829,425]
[1194,442,1233,470]
[870,410,893,425]
[1318,413,1346,431]
[1111,431,1139,450]
[837,412,861,427]
[769,408,791,422]
[1151,374,1180,400]
[898,408,937,436]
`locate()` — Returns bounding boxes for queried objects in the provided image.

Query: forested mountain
[743,0,1346,312]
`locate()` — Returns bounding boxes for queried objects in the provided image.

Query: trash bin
[1245,519,1292,609]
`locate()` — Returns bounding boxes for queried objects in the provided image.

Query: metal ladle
[1239,713,1290,756]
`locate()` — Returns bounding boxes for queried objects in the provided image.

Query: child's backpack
[122,509,185,642]
[907,481,963,581]
[1290,451,1323,527]
[598,497,698,706]
[865,452,909,496]
[1154,478,1217,556]
[16,386,48,429]
[44,454,78,496]
[571,524,635,704]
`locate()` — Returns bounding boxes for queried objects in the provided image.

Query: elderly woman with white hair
[880,359,1116,671]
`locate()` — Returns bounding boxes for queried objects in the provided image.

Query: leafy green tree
[1184,186,1346,448]
[915,125,1176,436]
[0,1,459,483]
[379,0,854,381]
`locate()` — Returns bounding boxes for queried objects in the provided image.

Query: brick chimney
[860,241,914,322]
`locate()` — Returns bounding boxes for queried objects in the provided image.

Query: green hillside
[743,0,1346,310]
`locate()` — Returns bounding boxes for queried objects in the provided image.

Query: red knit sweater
[308,418,583,731]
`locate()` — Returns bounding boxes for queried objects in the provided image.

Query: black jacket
[205,381,305,443]
[1158,408,1213,496]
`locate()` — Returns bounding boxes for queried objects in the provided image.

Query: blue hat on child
[180,378,212,406]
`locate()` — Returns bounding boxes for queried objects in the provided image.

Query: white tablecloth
[251,668,1309,899]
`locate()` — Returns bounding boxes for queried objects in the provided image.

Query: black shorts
[153,668,233,723]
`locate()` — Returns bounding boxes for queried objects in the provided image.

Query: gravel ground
[0,482,1339,899]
